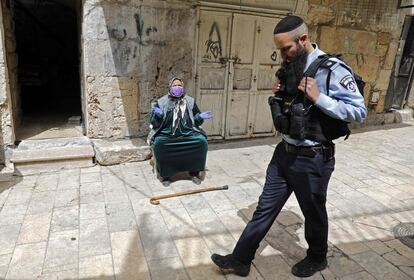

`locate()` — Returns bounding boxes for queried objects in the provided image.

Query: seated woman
[147,77,212,186]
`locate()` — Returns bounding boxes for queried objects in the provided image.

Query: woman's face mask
[170,85,184,98]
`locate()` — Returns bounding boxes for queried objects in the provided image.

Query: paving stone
[51,205,79,232]
[253,254,297,280]
[0,254,11,279]
[137,212,178,260]
[80,202,106,220]
[106,202,137,232]
[148,257,189,280]
[80,172,101,184]
[383,251,414,266]
[400,266,414,279]
[79,218,111,258]
[79,254,114,280]
[175,237,226,280]
[54,189,79,207]
[6,242,46,279]
[39,269,78,280]
[17,212,52,244]
[364,240,393,255]
[341,271,376,280]
[161,208,200,239]
[26,190,56,215]
[351,251,412,280]
[0,224,21,255]
[103,183,130,203]
[43,230,78,274]
[4,188,33,206]
[111,230,150,280]
[0,204,28,226]
[58,169,80,190]
[35,174,59,192]
[327,255,364,277]
[80,182,104,203]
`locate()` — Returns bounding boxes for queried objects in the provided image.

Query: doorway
[385,16,414,110]
[12,0,82,140]
[195,9,282,140]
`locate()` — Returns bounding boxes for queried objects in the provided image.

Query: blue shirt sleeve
[314,61,367,123]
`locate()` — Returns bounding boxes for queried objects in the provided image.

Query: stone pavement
[1,123,414,280]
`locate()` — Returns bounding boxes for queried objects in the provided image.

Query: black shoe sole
[291,261,327,277]
[211,254,250,277]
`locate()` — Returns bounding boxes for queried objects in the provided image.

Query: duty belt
[282,140,335,161]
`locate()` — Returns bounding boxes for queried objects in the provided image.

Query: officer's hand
[272,80,281,94]
[298,77,320,103]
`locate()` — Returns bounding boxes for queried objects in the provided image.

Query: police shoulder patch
[339,75,357,92]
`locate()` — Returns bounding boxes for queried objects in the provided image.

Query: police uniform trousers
[232,141,335,264]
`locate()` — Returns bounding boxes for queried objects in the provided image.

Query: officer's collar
[304,43,324,73]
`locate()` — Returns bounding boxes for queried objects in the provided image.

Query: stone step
[92,138,151,165]
[10,137,95,175]
[0,165,14,182]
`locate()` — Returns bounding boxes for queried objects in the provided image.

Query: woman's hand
[199,111,213,120]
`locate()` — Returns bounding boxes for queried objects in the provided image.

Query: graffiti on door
[203,22,222,62]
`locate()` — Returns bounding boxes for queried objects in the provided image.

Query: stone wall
[82,0,195,138]
[0,0,17,148]
[298,0,404,114]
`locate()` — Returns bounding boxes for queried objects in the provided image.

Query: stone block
[0,254,11,279]
[374,70,392,91]
[111,231,150,280]
[17,212,52,244]
[383,41,398,70]
[79,218,111,258]
[376,44,389,57]
[93,138,150,165]
[84,39,140,77]
[86,76,139,138]
[51,206,79,232]
[0,224,20,255]
[377,32,392,45]
[351,251,411,280]
[6,242,47,279]
[78,254,114,279]
[43,230,78,274]
[318,26,343,54]
[395,109,414,123]
[305,5,335,25]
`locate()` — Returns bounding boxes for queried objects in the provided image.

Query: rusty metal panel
[253,93,274,134]
[231,14,256,64]
[198,90,225,136]
[233,68,252,90]
[257,17,281,65]
[198,10,231,63]
[228,93,250,136]
[199,67,226,89]
[257,68,278,90]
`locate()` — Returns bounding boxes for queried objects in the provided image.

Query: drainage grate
[393,223,414,249]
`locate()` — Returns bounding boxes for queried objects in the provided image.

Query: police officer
[211,15,367,277]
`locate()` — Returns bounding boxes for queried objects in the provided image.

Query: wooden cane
[150,185,229,205]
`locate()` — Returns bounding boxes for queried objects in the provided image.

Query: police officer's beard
[290,46,308,81]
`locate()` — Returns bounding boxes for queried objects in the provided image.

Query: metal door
[196,10,232,139]
[385,17,414,110]
[196,10,281,139]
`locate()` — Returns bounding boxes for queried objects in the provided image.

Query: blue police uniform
[231,44,367,265]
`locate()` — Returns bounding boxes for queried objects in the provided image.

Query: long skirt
[152,133,208,179]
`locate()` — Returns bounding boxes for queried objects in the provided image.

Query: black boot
[291,256,327,277]
[211,254,250,277]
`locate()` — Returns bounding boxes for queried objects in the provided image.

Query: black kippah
[273,16,304,34]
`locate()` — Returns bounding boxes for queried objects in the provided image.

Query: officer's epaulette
[320,59,337,70]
